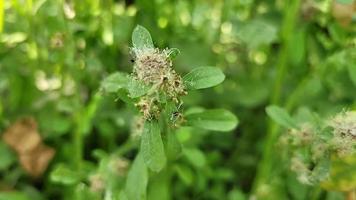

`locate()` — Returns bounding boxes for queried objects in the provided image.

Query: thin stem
[252,0,301,194]
[73,114,83,170]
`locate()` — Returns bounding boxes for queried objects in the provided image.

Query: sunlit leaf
[132,25,154,49]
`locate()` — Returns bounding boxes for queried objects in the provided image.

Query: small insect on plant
[100,25,239,199]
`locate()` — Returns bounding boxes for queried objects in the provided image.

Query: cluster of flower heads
[280,111,356,185]
[131,47,187,120]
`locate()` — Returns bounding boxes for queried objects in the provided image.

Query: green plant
[99,25,238,198]
[267,105,356,199]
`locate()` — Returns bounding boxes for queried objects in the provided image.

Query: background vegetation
[0,0,355,199]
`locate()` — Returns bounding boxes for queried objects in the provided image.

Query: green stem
[73,93,102,170]
[114,140,137,155]
[73,114,83,170]
[252,0,301,194]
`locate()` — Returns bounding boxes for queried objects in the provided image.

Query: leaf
[132,25,154,49]
[140,120,167,172]
[228,189,247,200]
[0,142,15,171]
[167,48,180,60]
[266,105,298,129]
[233,18,277,48]
[127,78,149,98]
[0,192,30,200]
[183,148,206,168]
[166,131,182,160]
[147,171,170,200]
[50,164,82,185]
[101,72,130,93]
[185,109,238,131]
[124,154,148,200]
[183,67,225,90]
[174,164,193,186]
[310,158,330,184]
[321,156,356,191]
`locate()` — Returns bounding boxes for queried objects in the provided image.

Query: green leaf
[183,67,225,90]
[183,148,206,168]
[185,109,238,131]
[234,19,277,48]
[310,158,330,184]
[127,78,149,98]
[166,131,182,160]
[132,25,154,49]
[141,121,167,172]
[266,105,298,129]
[101,72,130,93]
[336,0,353,4]
[124,154,148,200]
[50,164,82,185]
[174,164,193,186]
[167,48,180,60]
[0,142,15,171]
[147,171,170,200]
[0,192,29,200]
[228,189,246,200]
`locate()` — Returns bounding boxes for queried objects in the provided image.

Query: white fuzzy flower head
[131,47,187,120]
[328,111,356,156]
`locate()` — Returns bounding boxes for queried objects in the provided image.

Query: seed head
[131,47,187,120]
[328,111,356,156]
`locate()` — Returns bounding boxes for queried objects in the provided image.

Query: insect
[170,102,184,126]
[129,48,137,63]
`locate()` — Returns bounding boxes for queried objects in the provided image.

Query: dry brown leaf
[2,117,41,154]
[2,117,55,177]
[19,144,56,177]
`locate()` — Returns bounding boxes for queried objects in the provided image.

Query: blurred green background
[0,0,355,199]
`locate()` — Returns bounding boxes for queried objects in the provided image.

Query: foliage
[0,0,355,200]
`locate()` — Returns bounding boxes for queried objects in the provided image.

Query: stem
[73,114,83,170]
[252,0,301,194]
[73,93,102,170]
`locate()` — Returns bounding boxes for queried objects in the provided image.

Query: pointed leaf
[141,121,166,172]
[185,109,238,131]
[183,67,225,90]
